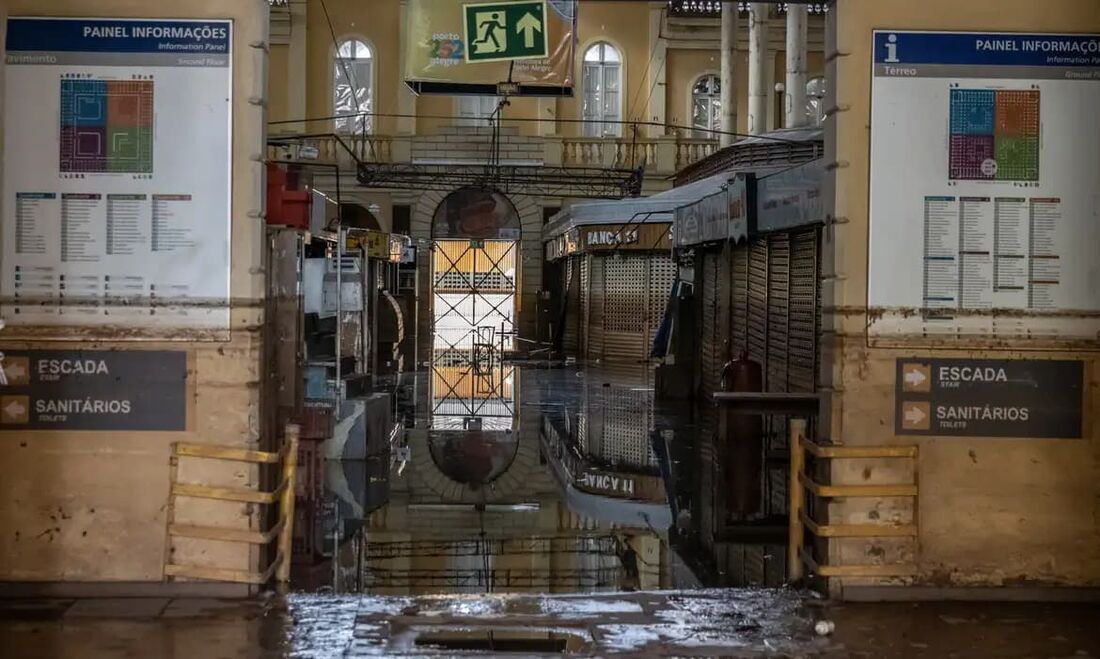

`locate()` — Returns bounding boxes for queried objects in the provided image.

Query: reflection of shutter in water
[597,384,657,469]
[579,255,590,355]
[562,256,577,353]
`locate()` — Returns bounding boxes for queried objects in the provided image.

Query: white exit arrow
[904,367,927,387]
[4,399,26,419]
[516,12,542,49]
[904,405,926,425]
[6,362,26,379]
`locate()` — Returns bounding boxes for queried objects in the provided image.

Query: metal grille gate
[431,239,518,424]
[585,254,677,363]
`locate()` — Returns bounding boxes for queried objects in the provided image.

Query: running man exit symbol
[472,10,507,55]
[463,1,548,62]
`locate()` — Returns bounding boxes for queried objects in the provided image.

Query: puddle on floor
[300,359,713,596]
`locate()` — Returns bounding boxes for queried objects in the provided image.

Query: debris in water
[815,620,835,636]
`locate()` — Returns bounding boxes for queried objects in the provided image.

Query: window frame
[332,36,375,135]
[689,72,722,139]
[580,41,623,138]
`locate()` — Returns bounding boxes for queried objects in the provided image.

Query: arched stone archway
[409,187,544,364]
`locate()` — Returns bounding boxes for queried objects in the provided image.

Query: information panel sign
[2,18,233,333]
[0,350,187,431]
[405,0,575,95]
[894,358,1082,438]
[868,31,1100,341]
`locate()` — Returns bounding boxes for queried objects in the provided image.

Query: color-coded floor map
[948,88,1040,182]
[59,78,154,174]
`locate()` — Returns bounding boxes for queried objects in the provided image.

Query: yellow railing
[788,419,919,580]
[163,424,300,585]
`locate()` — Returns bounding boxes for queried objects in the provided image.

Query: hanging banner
[405,0,576,95]
[1,18,233,334]
[727,174,750,243]
[755,159,824,233]
[867,30,1100,341]
[673,176,753,248]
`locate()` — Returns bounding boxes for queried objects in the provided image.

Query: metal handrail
[789,421,919,580]
[164,424,300,585]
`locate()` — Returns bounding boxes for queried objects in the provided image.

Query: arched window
[806,76,827,126]
[691,74,721,138]
[334,39,373,134]
[582,42,622,137]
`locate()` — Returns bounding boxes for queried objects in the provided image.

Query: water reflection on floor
[5,361,1100,657]
[321,361,698,596]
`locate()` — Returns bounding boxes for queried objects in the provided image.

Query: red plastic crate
[296,438,325,501]
[299,403,333,440]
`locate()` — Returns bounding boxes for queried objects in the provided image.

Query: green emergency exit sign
[463,0,548,62]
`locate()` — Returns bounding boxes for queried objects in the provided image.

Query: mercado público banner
[868,30,1100,343]
[405,0,576,95]
[1,18,232,336]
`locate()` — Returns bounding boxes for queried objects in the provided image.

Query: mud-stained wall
[823,0,1100,594]
[0,0,269,584]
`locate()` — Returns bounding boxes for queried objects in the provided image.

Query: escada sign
[895,358,1082,438]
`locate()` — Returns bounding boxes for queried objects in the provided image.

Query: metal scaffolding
[357,162,644,199]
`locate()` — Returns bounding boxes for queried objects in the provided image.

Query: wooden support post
[276,424,300,583]
[788,418,807,582]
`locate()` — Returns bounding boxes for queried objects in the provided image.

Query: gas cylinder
[720,347,763,522]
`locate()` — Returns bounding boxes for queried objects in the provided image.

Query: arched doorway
[429,187,520,432]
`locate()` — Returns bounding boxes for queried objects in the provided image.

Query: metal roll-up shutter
[764,234,791,518]
[699,250,722,400]
[717,241,733,363]
[788,229,820,393]
[746,240,769,369]
[587,255,606,361]
[731,244,750,354]
[766,234,791,393]
[603,255,648,361]
[647,254,677,356]
[562,256,579,354]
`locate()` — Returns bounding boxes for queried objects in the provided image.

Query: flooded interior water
[4,358,1099,657]
[315,359,703,597]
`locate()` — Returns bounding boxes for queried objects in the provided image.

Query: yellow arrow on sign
[516,12,542,49]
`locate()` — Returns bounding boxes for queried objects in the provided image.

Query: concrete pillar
[784,3,809,128]
[397,0,417,135]
[719,4,738,147]
[287,0,308,132]
[647,4,668,138]
[747,3,769,135]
